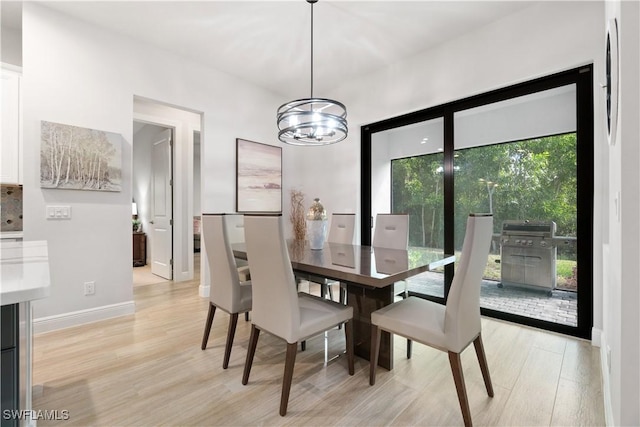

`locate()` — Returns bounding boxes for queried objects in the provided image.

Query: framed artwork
[40,121,123,192]
[605,18,619,146]
[236,138,282,213]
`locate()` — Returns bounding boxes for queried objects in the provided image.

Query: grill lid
[501,220,556,237]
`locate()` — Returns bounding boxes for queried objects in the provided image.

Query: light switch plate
[46,205,72,220]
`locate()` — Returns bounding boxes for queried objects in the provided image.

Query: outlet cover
[84,281,95,296]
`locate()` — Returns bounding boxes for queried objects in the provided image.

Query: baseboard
[591,326,602,347]
[199,284,209,298]
[33,301,135,334]
[599,330,615,426]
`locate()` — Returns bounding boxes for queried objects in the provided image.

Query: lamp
[277,0,348,146]
[132,202,138,217]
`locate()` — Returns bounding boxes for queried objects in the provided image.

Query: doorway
[133,122,173,284]
[132,96,202,287]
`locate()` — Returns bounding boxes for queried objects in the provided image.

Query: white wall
[454,86,577,149]
[22,3,283,331]
[1,25,22,67]
[603,1,640,425]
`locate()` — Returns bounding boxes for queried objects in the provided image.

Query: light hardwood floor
[33,268,605,426]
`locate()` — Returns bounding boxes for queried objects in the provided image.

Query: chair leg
[222,313,239,369]
[301,341,306,351]
[339,284,347,304]
[369,324,381,385]
[448,351,472,427]
[400,291,411,359]
[201,303,216,350]
[344,320,354,375]
[280,342,298,416]
[242,325,260,385]
[327,283,334,301]
[473,334,494,397]
[245,312,249,322]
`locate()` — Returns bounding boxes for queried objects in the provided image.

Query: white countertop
[0,230,24,239]
[1,240,51,305]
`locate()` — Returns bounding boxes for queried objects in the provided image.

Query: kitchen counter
[1,240,50,427]
[0,231,24,241]
[1,240,50,305]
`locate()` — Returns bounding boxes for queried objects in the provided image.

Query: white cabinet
[1,68,22,184]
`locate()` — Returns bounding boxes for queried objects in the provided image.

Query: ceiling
[10,1,535,99]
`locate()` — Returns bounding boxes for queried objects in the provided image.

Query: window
[362,66,593,338]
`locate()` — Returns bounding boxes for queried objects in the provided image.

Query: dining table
[232,240,455,370]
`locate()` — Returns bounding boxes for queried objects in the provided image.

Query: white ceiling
[14,1,535,99]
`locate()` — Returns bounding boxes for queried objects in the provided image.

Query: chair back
[202,214,244,313]
[372,214,409,250]
[327,213,356,245]
[445,214,493,352]
[225,213,246,244]
[244,215,300,342]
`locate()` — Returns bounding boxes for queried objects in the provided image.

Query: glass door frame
[361,65,593,339]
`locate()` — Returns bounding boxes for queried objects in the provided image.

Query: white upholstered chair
[369,214,494,427]
[242,215,354,416]
[372,213,410,298]
[328,213,356,245]
[372,213,409,250]
[200,214,252,369]
[372,213,412,355]
[309,213,355,302]
[224,213,250,282]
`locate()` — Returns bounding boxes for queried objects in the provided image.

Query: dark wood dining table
[232,240,455,370]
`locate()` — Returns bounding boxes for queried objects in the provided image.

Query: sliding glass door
[454,85,579,327]
[370,118,446,298]
[361,66,593,338]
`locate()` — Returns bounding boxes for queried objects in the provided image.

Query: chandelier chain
[310,0,314,98]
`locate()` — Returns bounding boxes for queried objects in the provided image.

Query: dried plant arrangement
[290,189,306,241]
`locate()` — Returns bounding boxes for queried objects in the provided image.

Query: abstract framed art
[236,138,282,213]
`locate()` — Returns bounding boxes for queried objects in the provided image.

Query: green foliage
[392,153,444,248]
[392,133,577,255]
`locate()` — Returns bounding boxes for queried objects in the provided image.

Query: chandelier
[277,0,348,146]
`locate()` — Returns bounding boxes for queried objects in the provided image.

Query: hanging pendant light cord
[310,0,314,98]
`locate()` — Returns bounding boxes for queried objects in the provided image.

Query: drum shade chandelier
[277,0,348,146]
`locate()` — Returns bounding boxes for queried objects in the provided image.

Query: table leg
[346,284,394,370]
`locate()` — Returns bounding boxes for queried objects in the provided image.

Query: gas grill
[499,220,557,294]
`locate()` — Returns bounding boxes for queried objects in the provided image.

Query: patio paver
[406,271,578,327]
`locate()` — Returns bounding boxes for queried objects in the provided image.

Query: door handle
[150,220,154,224]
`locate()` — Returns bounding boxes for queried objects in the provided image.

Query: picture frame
[236,138,282,213]
[40,121,123,192]
[605,18,619,146]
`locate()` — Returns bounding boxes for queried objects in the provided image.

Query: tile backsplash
[1,185,23,231]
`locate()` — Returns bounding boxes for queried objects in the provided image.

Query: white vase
[307,219,327,250]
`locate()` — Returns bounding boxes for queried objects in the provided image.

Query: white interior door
[151,128,173,279]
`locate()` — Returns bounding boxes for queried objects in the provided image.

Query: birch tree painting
[40,121,122,192]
